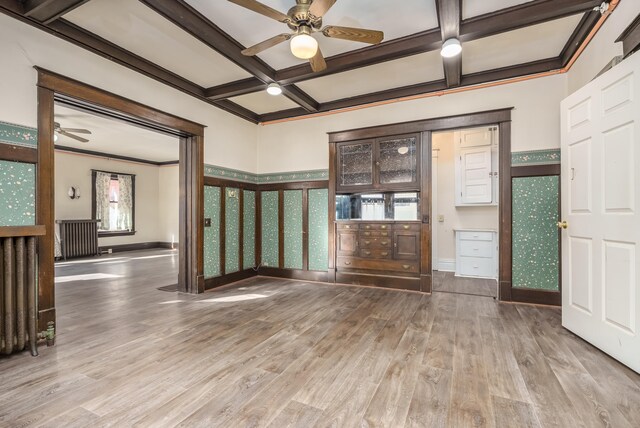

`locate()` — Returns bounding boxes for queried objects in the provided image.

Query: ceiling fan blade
[322,25,384,44]
[309,47,327,73]
[59,127,92,134]
[227,0,290,23]
[58,130,89,143]
[309,0,336,18]
[242,33,292,56]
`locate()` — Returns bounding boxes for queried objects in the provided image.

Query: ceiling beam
[459,0,601,41]
[436,0,462,87]
[23,0,90,24]
[138,0,319,112]
[204,78,266,100]
[210,0,599,99]
[259,57,563,123]
[559,10,600,66]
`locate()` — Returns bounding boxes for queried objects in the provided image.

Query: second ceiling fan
[229,0,384,72]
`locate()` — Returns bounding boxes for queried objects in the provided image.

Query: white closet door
[459,148,492,204]
[561,52,640,373]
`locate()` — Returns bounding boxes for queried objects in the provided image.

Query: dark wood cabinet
[336,133,420,192]
[336,229,358,257]
[393,230,420,260]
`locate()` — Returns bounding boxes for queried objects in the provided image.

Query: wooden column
[420,131,433,292]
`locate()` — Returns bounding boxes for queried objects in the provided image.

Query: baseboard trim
[204,269,258,290]
[258,267,331,283]
[436,258,456,272]
[99,241,176,253]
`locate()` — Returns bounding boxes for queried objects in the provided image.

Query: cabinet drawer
[393,223,421,231]
[458,240,494,258]
[359,237,392,248]
[360,230,390,238]
[337,257,418,273]
[457,256,495,278]
[361,223,392,231]
[458,231,493,242]
[359,249,391,259]
[337,223,359,230]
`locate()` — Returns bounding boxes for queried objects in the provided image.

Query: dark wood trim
[137,0,319,112]
[420,131,432,293]
[0,225,46,237]
[335,272,421,292]
[36,85,56,332]
[436,0,462,87]
[302,188,309,272]
[258,180,328,191]
[510,164,561,177]
[258,267,330,283]
[327,144,337,283]
[203,176,258,191]
[499,121,513,303]
[510,288,561,306]
[256,189,262,269]
[561,11,600,66]
[205,78,266,100]
[239,188,244,271]
[616,13,640,58]
[460,57,562,86]
[23,0,89,23]
[55,145,178,166]
[98,231,136,238]
[204,269,257,291]
[328,108,513,142]
[97,241,176,254]
[0,143,38,163]
[278,189,285,269]
[459,0,600,41]
[220,184,227,276]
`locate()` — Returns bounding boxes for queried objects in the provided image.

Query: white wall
[432,132,498,263]
[568,0,640,94]
[158,165,179,246]
[54,151,179,246]
[257,75,567,173]
[0,13,258,173]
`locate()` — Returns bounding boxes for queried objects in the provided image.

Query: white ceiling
[230,90,301,114]
[54,105,179,163]
[65,0,252,87]
[185,0,439,70]
[462,14,583,74]
[297,50,446,103]
[463,0,534,20]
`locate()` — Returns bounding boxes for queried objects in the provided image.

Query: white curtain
[117,174,133,231]
[95,171,111,230]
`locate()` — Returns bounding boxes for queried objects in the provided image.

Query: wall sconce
[227,189,239,199]
[68,186,80,200]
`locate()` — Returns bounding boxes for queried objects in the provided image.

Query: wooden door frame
[328,108,512,297]
[36,68,205,331]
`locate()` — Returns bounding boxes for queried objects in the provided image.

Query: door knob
[557,221,568,229]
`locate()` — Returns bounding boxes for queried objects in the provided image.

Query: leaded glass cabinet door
[377,134,419,189]
[336,141,374,191]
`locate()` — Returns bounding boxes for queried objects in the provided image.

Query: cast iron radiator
[0,226,44,356]
[57,219,100,260]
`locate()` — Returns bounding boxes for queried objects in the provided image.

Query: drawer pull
[364,232,371,236]
[381,252,388,256]
[473,265,479,268]
[473,234,479,238]
[364,251,371,256]
[402,265,411,270]
[381,232,388,236]
[365,225,371,229]
[381,241,389,245]
[403,225,410,230]
[381,225,387,229]
[345,225,351,229]
[364,240,371,245]
[474,248,479,251]
[345,261,352,265]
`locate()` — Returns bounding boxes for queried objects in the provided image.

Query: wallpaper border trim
[204,164,329,184]
[0,121,38,148]
[511,149,560,166]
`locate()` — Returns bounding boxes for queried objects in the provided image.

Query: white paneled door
[561,52,640,373]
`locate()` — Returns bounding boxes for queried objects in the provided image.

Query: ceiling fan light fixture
[441,38,462,58]
[290,33,318,59]
[54,133,58,142]
[266,83,283,96]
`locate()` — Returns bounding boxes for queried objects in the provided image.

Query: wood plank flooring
[433,270,498,298]
[1,249,639,427]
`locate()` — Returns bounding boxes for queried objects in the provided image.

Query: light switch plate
[438,215,445,222]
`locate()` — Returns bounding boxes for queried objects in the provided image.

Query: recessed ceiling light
[441,38,462,58]
[266,83,283,96]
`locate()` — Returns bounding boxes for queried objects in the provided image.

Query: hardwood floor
[1,249,639,427]
[433,270,498,298]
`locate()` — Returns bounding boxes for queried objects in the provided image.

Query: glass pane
[340,143,373,186]
[335,192,419,221]
[512,176,560,290]
[379,137,417,184]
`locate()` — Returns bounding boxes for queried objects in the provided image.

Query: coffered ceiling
[2,0,606,123]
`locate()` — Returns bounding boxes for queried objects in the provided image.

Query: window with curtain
[92,170,135,236]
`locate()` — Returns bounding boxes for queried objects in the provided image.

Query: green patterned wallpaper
[261,191,279,268]
[243,190,256,269]
[283,190,303,270]
[308,188,329,271]
[512,176,560,290]
[225,188,240,274]
[0,160,36,226]
[204,186,221,278]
